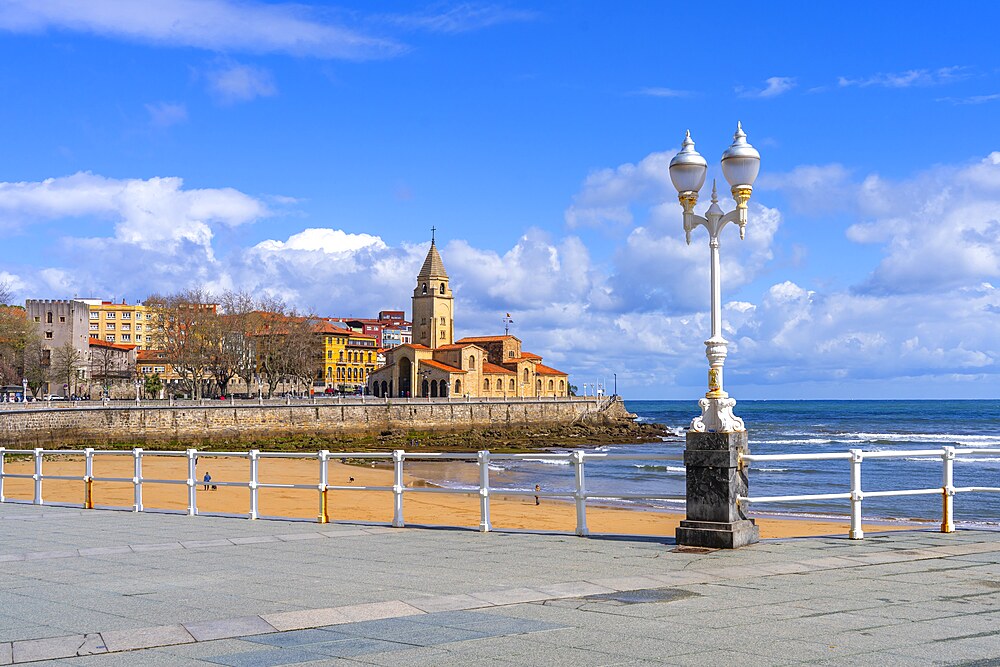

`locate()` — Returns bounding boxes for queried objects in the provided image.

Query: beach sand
[0,454,918,539]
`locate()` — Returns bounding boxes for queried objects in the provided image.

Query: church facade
[368,240,570,399]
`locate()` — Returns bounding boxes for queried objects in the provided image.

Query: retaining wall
[0,397,631,447]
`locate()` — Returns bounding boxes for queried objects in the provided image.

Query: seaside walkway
[0,504,998,665]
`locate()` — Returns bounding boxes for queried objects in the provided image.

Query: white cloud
[145,101,188,127]
[564,151,674,229]
[0,172,269,255]
[382,4,536,34]
[838,66,968,89]
[206,62,277,104]
[0,0,402,60]
[738,76,796,98]
[757,163,854,213]
[254,228,387,256]
[635,87,690,98]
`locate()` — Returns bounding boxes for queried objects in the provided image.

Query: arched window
[326,367,332,378]
[523,368,529,382]
[536,379,542,392]
[548,379,554,390]
[483,378,490,391]
[368,352,372,362]
[439,282,445,294]
[509,378,515,391]
[339,351,344,361]
[422,283,427,294]
[454,379,461,394]
[46,312,53,324]
[560,380,565,391]
[468,355,475,369]
[327,351,332,359]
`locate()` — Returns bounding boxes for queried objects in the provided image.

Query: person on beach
[203,472,211,491]
[535,484,541,506]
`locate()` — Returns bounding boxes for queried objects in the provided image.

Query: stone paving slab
[1,503,999,664]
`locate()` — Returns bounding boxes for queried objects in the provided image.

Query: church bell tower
[412,229,453,349]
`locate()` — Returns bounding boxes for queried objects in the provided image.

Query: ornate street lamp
[669,122,760,433]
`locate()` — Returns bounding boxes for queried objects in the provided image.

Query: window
[468,355,476,369]
[121,334,131,341]
[146,313,152,320]
[523,369,529,382]
[135,324,142,332]
[107,323,115,330]
[105,312,115,319]
[439,316,445,325]
[327,351,332,359]
[421,283,427,294]
[339,351,344,361]
[154,366,165,373]
[122,312,131,320]
[455,379,461,394]
[59,316,66,323]
[33,316,40,322]
[509,379,515,391]
[145,336,152,342]
[548,379,554,390]
[142,366,152,373]
[560,380,565,392]
[327,367,332,378]
[439,330,446,340]
[45,331,53,339]
[121,324,130,331]
[439,282,445,294]
[90,323,98,331]
[368,352,372,362]
[46,312,53,324]
[421,317,427,326]
[106,335,115,342]
[508,351,514,358]
[41,349,51,366]
[89,312,98,320]
[483,379,490,391]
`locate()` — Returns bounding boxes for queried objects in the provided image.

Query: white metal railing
[740,446,1000,540]
[0,447,683,536]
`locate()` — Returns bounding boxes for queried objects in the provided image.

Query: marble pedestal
[675,430,759,549]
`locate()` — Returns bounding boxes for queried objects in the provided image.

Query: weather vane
[503,312,513,335]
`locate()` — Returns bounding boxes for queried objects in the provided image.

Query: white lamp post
[669,122,760,433]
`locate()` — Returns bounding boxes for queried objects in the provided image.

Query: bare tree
[0,298,30,387]
[147,289,216,399]
[21,337,49,397]
[51,341,84,397]
[208,290,258,397]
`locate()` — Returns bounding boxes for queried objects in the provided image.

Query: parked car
[43,394,66,401]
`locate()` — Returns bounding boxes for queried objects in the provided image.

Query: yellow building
[81,299,155,350]
[319,322,378,393]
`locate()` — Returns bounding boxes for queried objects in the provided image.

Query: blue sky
[1,1,999,400]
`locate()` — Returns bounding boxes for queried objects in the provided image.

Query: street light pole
[669,123,760,433]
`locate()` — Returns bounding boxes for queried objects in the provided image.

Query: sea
[419,400,1000,527]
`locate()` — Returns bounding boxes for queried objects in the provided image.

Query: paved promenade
[0,503,998,665]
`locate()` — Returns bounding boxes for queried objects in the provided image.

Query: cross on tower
[431,226,436,244]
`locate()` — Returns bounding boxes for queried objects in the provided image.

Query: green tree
[144,373,163,399]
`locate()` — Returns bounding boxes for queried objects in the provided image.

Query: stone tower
[412,234,453,349]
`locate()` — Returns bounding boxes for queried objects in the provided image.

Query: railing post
[0,447,5,502]
[249,449,260,520]
[849,449,863,540]
[318,450,329,524]
[573,449,588,536]
[392,449,405,528]
[478,450,491,532]
[33,448,43,505]
[132,447,143,512]
[941,446,956,533]
[186,448,197,516]
[84,447,94,509]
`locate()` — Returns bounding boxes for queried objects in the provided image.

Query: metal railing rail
[740,446,1000,539]
[0,447,684,536]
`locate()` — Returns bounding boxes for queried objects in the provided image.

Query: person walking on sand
[203,472,211,491]
[535,484,541,506]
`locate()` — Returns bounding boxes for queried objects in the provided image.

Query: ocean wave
[632,464,685,473]
[755,438,837,446]
[753,467,789,472]
[521,458,571,466]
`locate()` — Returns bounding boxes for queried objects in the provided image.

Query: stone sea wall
[0,397,633,448]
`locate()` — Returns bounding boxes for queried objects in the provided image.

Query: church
[368,238,570,399]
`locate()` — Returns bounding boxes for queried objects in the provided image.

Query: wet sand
[0,454,917,539]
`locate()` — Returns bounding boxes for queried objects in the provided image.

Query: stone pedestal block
[676,430,759,549]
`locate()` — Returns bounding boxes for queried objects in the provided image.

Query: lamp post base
[690,396,745,433]
[676,430,759,549]
[676,519,759,550]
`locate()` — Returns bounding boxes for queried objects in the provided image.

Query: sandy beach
[0,453,916,539]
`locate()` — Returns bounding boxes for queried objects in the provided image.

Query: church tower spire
[412,230,453,349]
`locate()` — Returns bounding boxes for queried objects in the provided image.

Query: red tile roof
[456,335,521,343]
[534,363,567,376]
[89,339,137,352]
[420,359,465,373]
[482,362,515,375]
